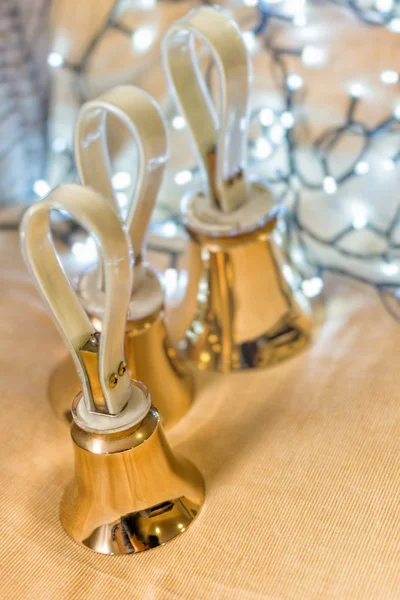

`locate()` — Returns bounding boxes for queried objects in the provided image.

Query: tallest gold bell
[181,186,312,373]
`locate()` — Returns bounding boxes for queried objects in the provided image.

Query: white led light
[140,0,156,8]
[286,74,304,91]
[174,169,193,186]
[253,138,273,159]
[354,160,370,175]
[323,176,337,195]
[383,158,395,172]
[349,83,365,98]
[393,103,400,119]
[282,264,296,286]
[352,205,368,229]
[259,107,275,127]
[280,111,295,129]
[51,137,67,153]
[243,31,257,53]
[388,18,400,32]
[132,27,154,53]
[382,261,399,276]
[172,116,185,130]
[375,0,393,12]
[47,52,64,68]
[112,171,131,190]
[116,192,128,208]
[270,124,284,144]
[302,45,326,68]
[302,276,323,298]
[294,14,307,27]
[243,0,258,5]
[162,221,178,237]
[381,69,399,84]
[33,179,50,196]
[71,238,97,262]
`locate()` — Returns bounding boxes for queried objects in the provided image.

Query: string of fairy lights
[28,0,400,316]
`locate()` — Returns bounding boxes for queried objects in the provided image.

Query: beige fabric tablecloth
[2,229,400,599]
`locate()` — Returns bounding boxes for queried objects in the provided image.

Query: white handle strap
[75,85,168,259]
[162,6,251,214]
[20,184,133,417]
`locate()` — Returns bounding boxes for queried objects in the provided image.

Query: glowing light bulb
[116,192,128,207]
[301,276,323,298]
[352,205,368,230]
[47,52,64,68]
[349,83,365,98]
[294,14,307,27]
[71,237,97,262]
[33,179,50,196]
[388,18,400,32]
[172,116,185,130]
[383,158,395,171]
[51,137,67,153]
[375,0,393,12]
[323,176,337,195]
[280,111,295,129]
[243,31,257,53]
[286,73,304,91]
[132,27,154,53]
[259,108,275,127]
[253,138,273,159]
[383,261,399,276]
[112,171,131,190]
[354,160,370,175]
[162,221,178,237]
[302,45,326,68]
[270,124,284,144]
[174,170,193,186]
[381,69,399,84]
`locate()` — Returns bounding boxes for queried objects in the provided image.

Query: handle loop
[20,184,142,419]
[162,6,251,214]
[75,85,168,261]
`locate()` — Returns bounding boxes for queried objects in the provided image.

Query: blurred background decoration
[2,0,400,315]
[0,0,49,209]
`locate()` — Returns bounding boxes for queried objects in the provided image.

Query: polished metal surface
[182,219,312,372]
[61,385,205,555]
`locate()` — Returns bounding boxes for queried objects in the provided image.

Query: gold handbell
[162,7,312,372]
[21,185,205,555]
[183,198,311,372]
[49,85,193,428]
[62,388,204,555]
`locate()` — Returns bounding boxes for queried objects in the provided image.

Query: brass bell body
[183,215,312,372]
[61,389,204,555]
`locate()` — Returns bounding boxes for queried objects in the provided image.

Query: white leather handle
[162,6,251,214]
[20,184,134,417]
[75,85,168,260]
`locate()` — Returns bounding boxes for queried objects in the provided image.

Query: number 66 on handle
[20,184,205,555]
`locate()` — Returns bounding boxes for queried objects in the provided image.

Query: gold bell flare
[61,386,204,555]
[162,7,313,372]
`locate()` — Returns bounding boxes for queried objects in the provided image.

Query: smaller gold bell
[49,84,193,428]
[162,7,312,372]
[21,185,205,555]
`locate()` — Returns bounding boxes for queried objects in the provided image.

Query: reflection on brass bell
[50,85,193,428]
[21,185,204,555]
[162,7,312,372]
